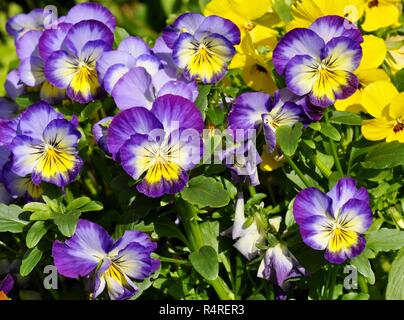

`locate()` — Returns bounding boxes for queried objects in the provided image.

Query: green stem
[248,185,256,197]
[175,199,235,300]
[284,155,311,188]
[325,112,344,176]
[327,265,339,300]
[159,257,191,265]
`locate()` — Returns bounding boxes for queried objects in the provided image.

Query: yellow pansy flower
[287,0,364,30]
[361,81,404,142]
[230,31,277,93]
[335,35,389,113]
[287,0,401,32]
[385,35,404,74]
[259,148,285,172]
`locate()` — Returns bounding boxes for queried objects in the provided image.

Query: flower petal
[325,234,365,264]
[163,13,205,48]
[338,199,373,234]
[117,36,152,58]
[15,29,42,60]
[38,23,72,61]
[52,219,113,278]
[18,56,45,87]
[196,15,241,45]
[293,188,332,224]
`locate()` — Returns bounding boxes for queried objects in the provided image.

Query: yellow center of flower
[254,64,268,74]
[393,119,404,133]
[328,224,358,252]
[244,21,255,31]
[69,61,100,99]
[104,263,128,287]
[35,143,75,180]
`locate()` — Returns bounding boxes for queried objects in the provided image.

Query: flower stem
[284,155,312,188]
[175,198,235,300]
[325,112,344,177]
[159,256,191,265]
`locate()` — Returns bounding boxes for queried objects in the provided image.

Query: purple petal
[156,80,198,102]
[38,23,72,61]
[321,36,362,72]
[151,94,204,133]
[0,274,14,294]
[44,50,78,89]
[111,67,154,110]
[309,15,363,44]
[337,199,373,234]
[0,98,17,119]
[96,50,136,85]
[293,188,332,224]
[62,20,113,57]
[6,9,44,39]
[19,101,64,141]
[107,107,163,160]
[135,54,162,76]
[65,2,116,32]
[285,54,319,96]
[103,64,129,94]
[0,183,12,204]
[298,215,332,250]
[15,30,42,60]
[162,13,205,48]
[117,36,152,58]
[5,70,26,100]
[52,219,113,278]
[111,230,157,255]
[196,15,240,45]
[18,56,45,87]
[92,116,113,153]
[228,92,272,131]
[0,118,18,149]
[327,178,369,215]
[273,28,324,75]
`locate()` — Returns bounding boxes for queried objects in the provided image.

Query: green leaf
[350,253,375,285]
[20,247,43,277]
[276,123,303,157]
[189,246,219,281]
[181,176,230,208]
[366,228,404,252]
[154,218,188,244]
[320,123,341,141]
[206,106,225,126]
[329,111,363,125]
[199,221,219,252]
[53,211,81,237]
[392,68,404,92]
[341,292,370,300]
[80,101,102,120]
[194,85,211,117]
[113,27,129,47]
[362,142,404,169]
[26,221,49,249]
[66,197,91,211]
[245,193,267,208]
[15,93,38,108]
[80,201,104,213]
[0,204,29,233]
[386,248,404,300]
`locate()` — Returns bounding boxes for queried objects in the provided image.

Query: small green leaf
[20,247,43,276]
[329,111,363,125]
[362,142,404,169]
[54,211,81,237]
[181,176,230,208]
[66,197,91,211]
[367,228,404,252]
[320,123,341,141]
[386,248,404,300]
[26,221,49,249]
[189,246,219,281]
[350,253,375,285]
[80,201,104,213]
[194,85,211,117]
[273,0,293,22]
[276,123,303,157]
[80,101,102,120]
[0,204,29,233]
[341,292,370,300]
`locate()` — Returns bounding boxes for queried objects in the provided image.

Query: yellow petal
[334,89,365,113]
[228,0,272,20]
[204,0,244,26]
[259,149,284,172]
[385,35,404,74]
[389,92,404,119]
[386,129,404,143]
[242,57,276,94]
[229,52,247,69]
[361,81,398,118]
[357,35,387,71]
[361,118,392,141]
[362,3,400,32]
[357,68,390,86]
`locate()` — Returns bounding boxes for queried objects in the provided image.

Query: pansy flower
[107,94,204,198]
[52,219,160,300]
[163,13,240,83]
[257,243,307,299]
[293,177,372,264]
[361,81,404,143]
[0,274,14,300]
[92,117,113,154]
[273,15,363,107]
[6,9,47,40]
[43,4,115,103]
[96,36,197,110]
[5,101,82,188]
[228,90,307,153]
